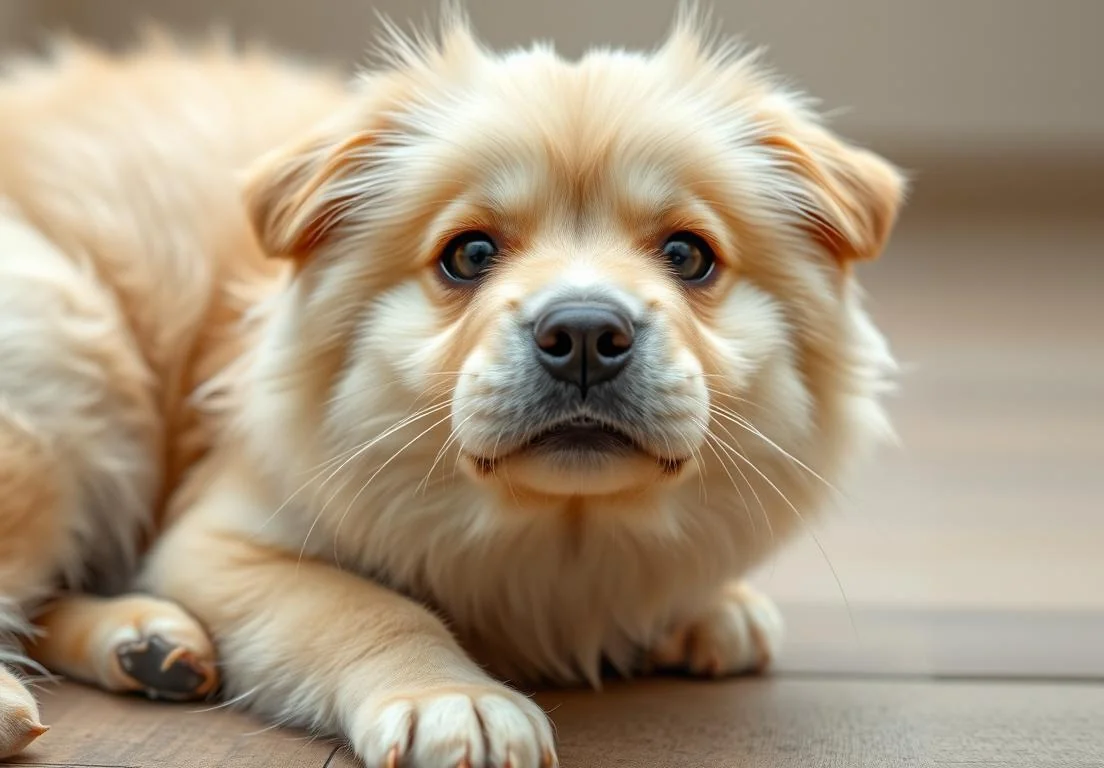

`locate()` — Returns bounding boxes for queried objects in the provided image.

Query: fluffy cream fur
[0,10,902,767]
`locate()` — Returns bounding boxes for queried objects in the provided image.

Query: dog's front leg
[647,581,784,678]
[141,467,556,768]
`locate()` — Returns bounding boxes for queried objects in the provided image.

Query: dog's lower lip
[523,420,637,453]
[466,417,689,476]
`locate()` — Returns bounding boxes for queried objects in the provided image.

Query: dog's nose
[533,302,634,394]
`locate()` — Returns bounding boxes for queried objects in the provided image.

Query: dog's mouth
[468,416,685,476]
[525,416,638,454]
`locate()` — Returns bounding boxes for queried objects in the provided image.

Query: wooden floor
[7,208,1104,765]
[754,207,1104,680]
[14,676,1104,768]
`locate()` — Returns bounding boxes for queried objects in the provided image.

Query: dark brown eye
[440,232,498,282]
[662,232,715,282]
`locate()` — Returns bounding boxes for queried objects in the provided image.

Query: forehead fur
[245,6,902,271]
[362,9,784,176]
[287,10,791,272]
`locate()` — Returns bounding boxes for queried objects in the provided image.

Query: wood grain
[8,684,337,767]
[15,677,1104,767]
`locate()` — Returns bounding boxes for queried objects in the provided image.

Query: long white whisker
[187,685,259,714]
[702,384,768,413]
[713,429,855,633]
[298,406,458,569]
[699,414,774,544]
[677,424,708,505]
[696,428,751,532]
[710,404,841,498]
[417,411,478,496]
[314,402,453,496]
[252,400,453,537]
[326,410,456,563]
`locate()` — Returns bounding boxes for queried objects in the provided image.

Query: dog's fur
[0,10,902,766]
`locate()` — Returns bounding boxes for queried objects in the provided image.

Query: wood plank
[776,603,1104,679]
[9,684,337,768]
[15,678,1104,767]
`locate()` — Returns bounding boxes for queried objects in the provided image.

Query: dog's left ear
[763,119,906,265]
[243,125,375,264]
[243,13,479,265]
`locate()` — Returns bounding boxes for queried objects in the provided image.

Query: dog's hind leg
[0,664,46,759]
[28,593,218,701]
[0,206,164,755]
[0,405,65,758]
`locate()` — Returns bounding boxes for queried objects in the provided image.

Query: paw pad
[115,634,217,700]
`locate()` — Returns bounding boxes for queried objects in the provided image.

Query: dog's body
[0,13,901,766]
[0,37,345,751]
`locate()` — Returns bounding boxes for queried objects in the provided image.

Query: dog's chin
[461,421,689,497]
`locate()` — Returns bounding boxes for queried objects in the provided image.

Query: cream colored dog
[0,9,902,767]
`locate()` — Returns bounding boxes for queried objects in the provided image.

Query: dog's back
[0,37,345,531]
[0,40,344,752]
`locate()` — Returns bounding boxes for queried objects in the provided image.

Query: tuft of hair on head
[658,2,775,102]
[364,0,478,73]
[669,0,717,48]
[661,2,906,267]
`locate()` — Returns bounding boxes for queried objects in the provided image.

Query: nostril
[595,330,632,359]
[539,329,574,358]
[533,302,634,391]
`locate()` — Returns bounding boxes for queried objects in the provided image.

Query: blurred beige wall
[6,0,1103,155]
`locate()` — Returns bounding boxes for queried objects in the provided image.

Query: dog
[0,8,902,766]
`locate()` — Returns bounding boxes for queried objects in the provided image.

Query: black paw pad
[115,634,214,701]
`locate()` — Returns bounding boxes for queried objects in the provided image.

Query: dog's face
[244,17,901,512]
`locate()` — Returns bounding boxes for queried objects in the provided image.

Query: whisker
[297,467,358,572]
[696,429,750,532]
[311,402,457,493]
[699,414,774,544]
[709,403,843,500]
[702,384,768,413]
[297,405,457,570]
[416,411,478,496]
[241,716,296,738]
[304,389,483,478]
[314,399,453,477]
[679,425,708,505]
[325,410,457,563]
[188,685,258,714]
[696,417,770,543]
[708,425,855,634]
[252,400,453,537]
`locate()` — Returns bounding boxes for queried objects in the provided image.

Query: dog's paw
[0,668,47,759]
[648,582,783,677]
[102,599,218,701]
[352,682,557,768]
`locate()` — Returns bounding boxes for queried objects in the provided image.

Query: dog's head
[241,12,902,526]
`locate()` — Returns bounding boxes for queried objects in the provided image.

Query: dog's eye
[440,232,498,282]
[662,232,715,282]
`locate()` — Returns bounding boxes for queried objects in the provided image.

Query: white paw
[352,683,557,768]
[0,668,47,759]
[649,583,784,677]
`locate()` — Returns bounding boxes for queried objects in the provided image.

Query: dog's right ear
[243,125,376,264]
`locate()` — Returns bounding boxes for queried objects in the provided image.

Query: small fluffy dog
[0,9,902,766]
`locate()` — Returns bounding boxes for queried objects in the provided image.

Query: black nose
[533,302,634,395]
